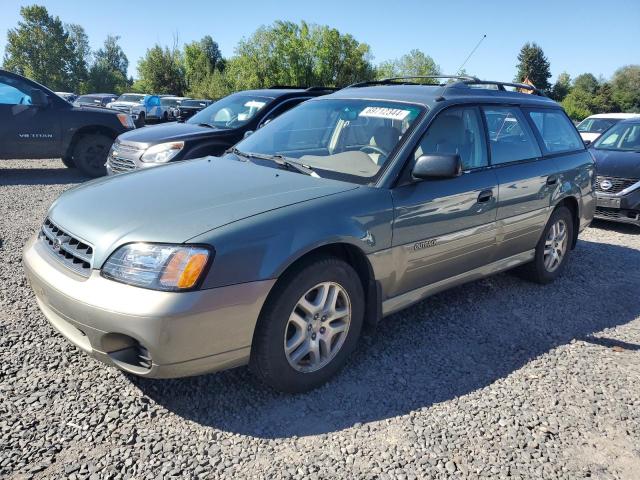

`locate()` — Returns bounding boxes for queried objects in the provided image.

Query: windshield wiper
[225,149,318,176]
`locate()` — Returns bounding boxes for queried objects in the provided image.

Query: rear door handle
[546,175,558,185]
[477,189,493,203]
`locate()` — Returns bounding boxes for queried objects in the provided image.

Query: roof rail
[305,86,341,92]
[267,85,308,90]
[460,79,546,96]
[347,75,479,88]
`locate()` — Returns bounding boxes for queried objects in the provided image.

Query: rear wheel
[72,133,112,178]
[519,206,573,284]
[250,256,364,393]
[61,156,76,169]
[136,112,146,127]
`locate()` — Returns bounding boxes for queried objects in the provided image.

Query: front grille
[595,176,638,194]
[107,155,137,173]
[40,218,93,276]
[595,207,640,221]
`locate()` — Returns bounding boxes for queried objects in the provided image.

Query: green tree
[562,89,594,121]
[611,65,640,112]
[184,35,224,93]
[3,5,75,90]
[592,83,618,113]
[86,35,130,93]
[572,73,599,94]
[514,42,551,92]
[550,72,571,102]
[227,21,374,91]
[65,23,90,92]
[377,49,440,80]
[136,44,186,94]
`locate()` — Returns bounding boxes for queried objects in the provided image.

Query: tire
[250,255,364,393]
[72,134,112,178]
[61,156,76,169]
[518,206,574,284]
[137,112,145,127]
[162,111,168,122]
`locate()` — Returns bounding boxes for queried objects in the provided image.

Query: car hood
[47,156,358,266]
[117,121,226,144]
[108,101,139,108]
[591,148,640,178]
[579,132,601,142]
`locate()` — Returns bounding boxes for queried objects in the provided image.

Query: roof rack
[267,85,340,91]
[348,75,479,88]
[460,79,546,96]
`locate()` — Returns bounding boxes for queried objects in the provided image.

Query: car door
[389,105,499,298]
[0,73,62,158]
[481,105,557,260]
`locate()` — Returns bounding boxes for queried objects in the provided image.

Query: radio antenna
[457,34,486,74]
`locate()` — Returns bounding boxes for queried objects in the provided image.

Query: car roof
[325,83,558,108]
[586,113,640,119]
[617,117,640,124]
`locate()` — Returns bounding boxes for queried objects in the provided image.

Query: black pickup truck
[0,69,135,177]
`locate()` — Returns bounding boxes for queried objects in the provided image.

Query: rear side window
[482,107,541,164]
[527,109,583,153]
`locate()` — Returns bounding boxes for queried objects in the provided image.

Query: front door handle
[546,175,558,185]
[477,189,493,203]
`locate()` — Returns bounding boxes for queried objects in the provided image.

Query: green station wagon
[23,76,595,392]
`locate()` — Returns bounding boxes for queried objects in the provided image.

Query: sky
[0,0,638,83]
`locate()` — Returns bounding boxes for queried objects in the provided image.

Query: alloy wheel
[543,219,568,272]
[284,282,351,373]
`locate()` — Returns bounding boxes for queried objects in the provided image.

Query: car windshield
[75,96,101,104]
[161,98,184,107]
[181,99,208,107]
[577,117,619,133]
[235,98,424,183]
[188,94,272,128]
[117,94,144,103]
[593,122,640,151]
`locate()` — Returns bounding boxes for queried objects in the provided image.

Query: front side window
[0,75,33,105]
[188,94,273,129]
[414,106,488,170]
[527,109,584,153]
[482,107,541,164]
[593,122,640,151]
[235,99,424,182]
[577,117,618,133]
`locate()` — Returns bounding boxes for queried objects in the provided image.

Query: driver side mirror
[412,154,462,180]
[583,139,592,147]
[243,130,254,139]
[30,90,50,108]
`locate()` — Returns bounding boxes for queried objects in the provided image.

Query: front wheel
[72,134,112,177]
[250,256,364,393]
[61,156,76,169]
[519,206,574,284]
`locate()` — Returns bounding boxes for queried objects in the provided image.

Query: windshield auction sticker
[359,107,410,121]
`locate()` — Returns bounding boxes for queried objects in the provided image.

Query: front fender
[191,186,394,289]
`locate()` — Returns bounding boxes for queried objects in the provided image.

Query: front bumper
[594,185,640,226]
[23,234,275,378]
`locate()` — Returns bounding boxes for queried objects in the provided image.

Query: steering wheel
[359,145,388,158]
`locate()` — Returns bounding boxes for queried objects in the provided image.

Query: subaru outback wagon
[23,76,595,392]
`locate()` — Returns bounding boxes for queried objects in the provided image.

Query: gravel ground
[1,159,639,480]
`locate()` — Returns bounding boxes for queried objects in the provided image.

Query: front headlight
[102,243,212,291]
[116,113,135,129]
[140,141,185,163]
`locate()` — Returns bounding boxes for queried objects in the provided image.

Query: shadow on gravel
[0,167,87,186]
[134,238,640,439]
[590,219,639,235]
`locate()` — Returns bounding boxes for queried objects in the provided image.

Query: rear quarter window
[526,109,584,154]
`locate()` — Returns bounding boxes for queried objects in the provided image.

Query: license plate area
[596,195,621,208]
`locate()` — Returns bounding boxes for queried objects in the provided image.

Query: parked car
[576,113,640,142]
[73,93,118,108]
[107,93,165,126]
[175,99,213,121]
[160,96,189,120]
[55,92,77,103]
[23,76,595,392]
[590,118,640,227]
[0,69,135,177]
[106,87,335,175]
